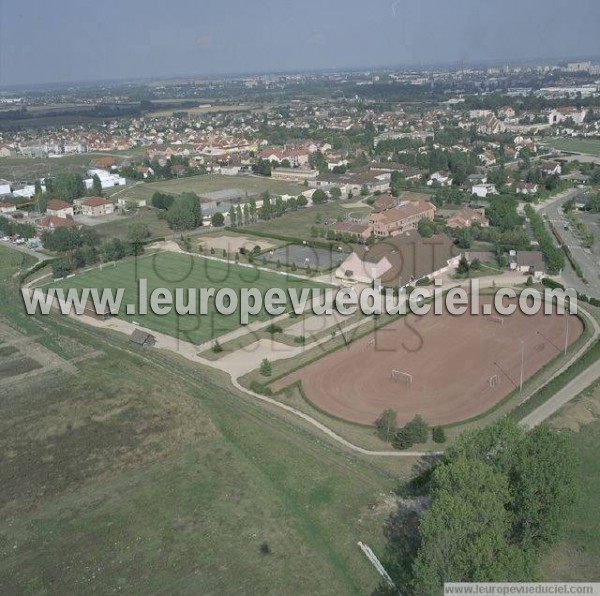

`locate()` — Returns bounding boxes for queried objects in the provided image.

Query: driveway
[0,240,52,261]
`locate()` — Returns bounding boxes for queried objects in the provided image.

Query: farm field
[108,174,307,202]
[543,137,600,156]
[272,298,583,426]
[49,251,325,345]
[0,245,404,594]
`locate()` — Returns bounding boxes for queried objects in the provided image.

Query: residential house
[38,215,80,231]
[509,250,545,279]
[478,114,506,135]
[478,151,497,166]
[539,161,562,177]
[81,197,115,217]
[137,166,154,178]
[516,182,539,195]
[498,106,516,119]
[471,183,498,198]
[547,107,588,125]
[46,199,74,219]
[427,171,453,186]
[446,208,489,229]
[0,181,12,196]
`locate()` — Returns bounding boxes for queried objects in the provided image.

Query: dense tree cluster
[378,420,578,595]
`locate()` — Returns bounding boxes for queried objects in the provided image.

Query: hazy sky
[1,0,599,87]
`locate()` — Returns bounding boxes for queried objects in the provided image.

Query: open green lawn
[92,207,172,240]
[107,174,307,202]
[543,137,600,156]
[0,244,405,594]
[49,251,324,345]
[241,201,371,240]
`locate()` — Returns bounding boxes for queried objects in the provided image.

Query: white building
[471,183,497,198]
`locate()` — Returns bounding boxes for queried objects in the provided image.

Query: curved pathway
[25,277,600,458]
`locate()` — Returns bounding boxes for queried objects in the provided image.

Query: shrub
[250,380,264,394]
[259,358,272,377]
[260,542,271,555]
[293,335,306,344]
[432,426,447,444]
[212,341,223,354]
[392,428,414,450]
[375,409,397,442]
[52,258,73,279]
[265,324,282,335]
[542,277,565,290]
[404,415,429,444]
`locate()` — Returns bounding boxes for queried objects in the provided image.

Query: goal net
[366,338,375,349]
[488,374,500,387]
[391,370,412,386]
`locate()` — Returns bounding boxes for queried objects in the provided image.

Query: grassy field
[92,207,172,240]
[0,153,145,183]
[107,174,308,202]
[0,243,409,594]
[241,201,371,240]
[539,384,600,581]
[49,251,324,345]
[543,137,600,156]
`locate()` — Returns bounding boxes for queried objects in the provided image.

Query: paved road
[520,357,600,429]
[536,189,600,299]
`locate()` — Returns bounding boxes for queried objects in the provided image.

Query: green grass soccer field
[50,251,325,345]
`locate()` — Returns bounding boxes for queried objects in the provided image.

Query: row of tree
[525,205,566,274]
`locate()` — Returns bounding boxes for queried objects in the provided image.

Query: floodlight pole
[519,340,525,393]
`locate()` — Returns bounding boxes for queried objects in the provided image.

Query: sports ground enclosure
[271,297,584,426]
[263,244,350,271]
[542,137,600,156]
[106,174,307,202]
[47,252,326,345]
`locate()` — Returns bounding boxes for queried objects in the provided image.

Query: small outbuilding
[130,329,156,347]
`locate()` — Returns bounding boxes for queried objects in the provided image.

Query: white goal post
[485,315,505,325]
[391,370,413,385]
[366,338,375,349]
[488,374,500,387]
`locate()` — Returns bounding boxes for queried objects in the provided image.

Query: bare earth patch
[199,234,274,253]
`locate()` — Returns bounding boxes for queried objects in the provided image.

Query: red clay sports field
[272,300,583,426]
